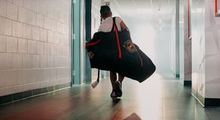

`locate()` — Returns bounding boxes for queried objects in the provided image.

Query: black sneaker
[110,81,122,98]
[110,90,117,98]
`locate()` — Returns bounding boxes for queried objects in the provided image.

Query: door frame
[71,0,81,85]
[71,0,92,85]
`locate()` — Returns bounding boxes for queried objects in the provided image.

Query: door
[71,0,92,85]
[71,0,81,85]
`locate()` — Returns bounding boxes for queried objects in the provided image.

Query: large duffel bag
[86,17,156,82]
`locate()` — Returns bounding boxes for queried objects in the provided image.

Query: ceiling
[109,0,176,24]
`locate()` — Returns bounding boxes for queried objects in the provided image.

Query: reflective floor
[0,74,220,120]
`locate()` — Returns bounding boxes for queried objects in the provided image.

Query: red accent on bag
[86,39,101,47]
[114,24,122,59]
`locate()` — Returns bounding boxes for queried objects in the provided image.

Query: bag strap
[111,17,117,32]
[112,17,122,59]
[111,17,115,32]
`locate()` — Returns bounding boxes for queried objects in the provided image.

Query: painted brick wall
[0,0,71,96]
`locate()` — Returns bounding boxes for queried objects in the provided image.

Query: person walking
[98,5,129,98]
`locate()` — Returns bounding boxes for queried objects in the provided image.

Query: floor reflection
[1,74,220,120]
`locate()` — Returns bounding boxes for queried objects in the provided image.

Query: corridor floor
[0,74,220,120]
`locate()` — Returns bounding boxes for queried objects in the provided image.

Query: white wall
[0,0,71,96]
[191,0,206,98]
[170,9,177,76]
[177,0,192,82]
[205,0,220,98]
[179,0,184,80]
[183,0,192,81]
[192,0,220,100]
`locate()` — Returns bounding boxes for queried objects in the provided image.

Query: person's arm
[120,20,129,31]
[119,19,131,40]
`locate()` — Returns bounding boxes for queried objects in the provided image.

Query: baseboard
[0,83,71,105]
[176,74,180,78]
[191,89,205,107]
[192,89,220,107]
[183,80,191,86]
[205,98,220,107]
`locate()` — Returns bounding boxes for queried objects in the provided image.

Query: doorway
[71,0,81,85]
[71,0,92,85]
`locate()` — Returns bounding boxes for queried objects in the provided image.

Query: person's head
[100,5,112,19]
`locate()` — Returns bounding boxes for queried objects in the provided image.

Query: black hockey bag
[86,17,156,82]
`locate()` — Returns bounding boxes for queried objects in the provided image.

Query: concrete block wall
[0,0,71,97]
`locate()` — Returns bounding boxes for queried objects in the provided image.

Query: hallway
[1,0,220,119]
[0,74,219,120]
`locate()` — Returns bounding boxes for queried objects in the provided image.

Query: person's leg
[113,73,123,97]
[110,71,118,98]
[118,74,124,83]
[110,71,117,89]
[110,72,124,98]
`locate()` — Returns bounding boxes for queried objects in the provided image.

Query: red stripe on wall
[215,0,218,16]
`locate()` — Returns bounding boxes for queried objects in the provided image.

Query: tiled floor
[0,74,220,120]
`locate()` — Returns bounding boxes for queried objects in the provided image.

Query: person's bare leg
[110,71,117,98]
[118,74,124,83]
[111,73,123,97]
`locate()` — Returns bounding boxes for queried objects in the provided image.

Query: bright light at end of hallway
[136,8,153,15]
[132,24,157,60]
